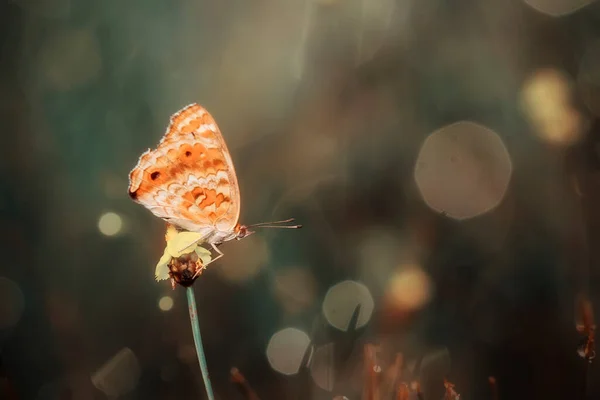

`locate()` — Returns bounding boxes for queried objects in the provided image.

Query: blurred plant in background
[2,0,600,399]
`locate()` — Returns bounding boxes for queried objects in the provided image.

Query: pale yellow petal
[155,249,172,281]
[165,224,179,242]
[166,231,204,257]
[195,246,213,266]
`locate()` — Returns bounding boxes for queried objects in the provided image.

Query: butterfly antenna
[248,218,302,229]
[253,225,302,229]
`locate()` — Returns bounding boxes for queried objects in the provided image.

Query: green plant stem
[186,286,215,400]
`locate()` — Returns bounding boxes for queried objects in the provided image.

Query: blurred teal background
[2,0,600,399]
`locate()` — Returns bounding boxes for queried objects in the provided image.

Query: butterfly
[128,103,301,279]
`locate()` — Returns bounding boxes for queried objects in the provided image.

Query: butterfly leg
[191,243,225,279]
[209,243,225,263]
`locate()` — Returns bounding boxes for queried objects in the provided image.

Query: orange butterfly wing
[128,104,240,235]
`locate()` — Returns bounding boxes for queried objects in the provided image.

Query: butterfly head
[234,224,255,240]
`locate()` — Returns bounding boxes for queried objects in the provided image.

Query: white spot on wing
[184,171,228,190]
[199,124,217,132]
[155,191,170,203]
[186,174,203,187]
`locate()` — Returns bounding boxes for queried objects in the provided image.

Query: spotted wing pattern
[128,104,240,235]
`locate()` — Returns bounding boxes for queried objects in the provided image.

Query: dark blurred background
[2,0,600,399]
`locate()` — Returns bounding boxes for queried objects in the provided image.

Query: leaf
[167,231,205,257]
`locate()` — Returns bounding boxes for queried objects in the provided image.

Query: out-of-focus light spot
[521,68,585,146]
[414,121,512,220]
[91,348,140,397]
[385,266,431,313]
[266,327,311,375]
[39,28,102,90]
[98,212,123,236]
[310,343,335,391]
[0,277,24,330]
[322,280,374,331]
[216,234,269,283]
[274,267,317,314]
[158,296,174,312]
[523,0,594,17]
[578,40,600,117]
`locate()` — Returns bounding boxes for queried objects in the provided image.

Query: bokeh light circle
[158,296,174,312]
[414,121,512,220]
[523,0,594,17]
[266,327,311,375]
[385,266,432,313]
[322,280,374,331]
[521,68,585,146]
[98,212,123,236]
[91,348,141,397]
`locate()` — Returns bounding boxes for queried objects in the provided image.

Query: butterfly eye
[150,171,160,180]
[185,151,192,157]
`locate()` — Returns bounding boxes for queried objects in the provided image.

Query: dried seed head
[168,251,204,287]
